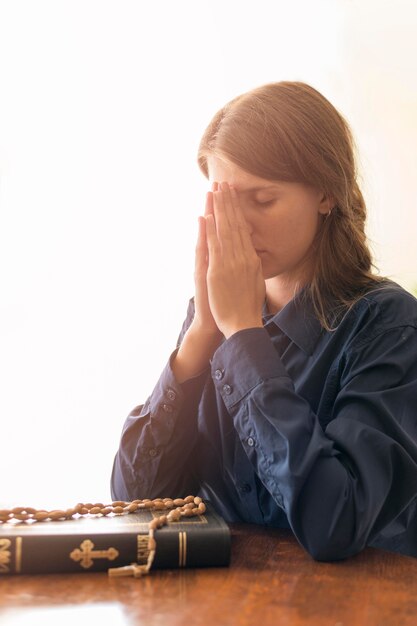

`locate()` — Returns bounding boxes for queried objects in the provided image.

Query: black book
[0,502,231,575]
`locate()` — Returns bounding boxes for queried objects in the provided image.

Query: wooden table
[1,524,417,626]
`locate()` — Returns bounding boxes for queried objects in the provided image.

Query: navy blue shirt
[111,282,417,560]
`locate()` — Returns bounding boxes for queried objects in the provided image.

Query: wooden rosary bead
[12,513,28,521]
[49,510,67,520]
[167,510,181,522]
[149,519,161,531]
[100,507,112,515]
[34,511,49,521]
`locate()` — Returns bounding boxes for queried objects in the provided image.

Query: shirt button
[241,483,252,493]
[162,403,173,413]
[148,448,158,458]
[167,389,176,401]
[214,369,224,381]
[247,437,255,447]
[222,384,232,395]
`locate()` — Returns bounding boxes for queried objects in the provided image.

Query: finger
[195,216,208,273]
[204,191,214,217]
[194,218,209,306]
[213,185,233,247]
[218,182,242,252]
[221,182,247,233]
[229,184,256,253]
[220,181,239,228]
[205,214,221,263]
[228,184,246,230]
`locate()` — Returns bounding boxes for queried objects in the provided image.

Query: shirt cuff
[210,327,291,408]
[144,348,208,445]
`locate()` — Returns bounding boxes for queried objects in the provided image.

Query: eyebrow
[238,185,282,193]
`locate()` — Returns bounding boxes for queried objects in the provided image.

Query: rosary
[0,496,206,578]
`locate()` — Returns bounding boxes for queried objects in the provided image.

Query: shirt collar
[263,289,323,356]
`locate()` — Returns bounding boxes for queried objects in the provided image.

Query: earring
[325,205,337,219]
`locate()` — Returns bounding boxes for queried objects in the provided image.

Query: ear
[317,192,335,216]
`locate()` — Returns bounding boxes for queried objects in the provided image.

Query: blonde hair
[197,81,385,330]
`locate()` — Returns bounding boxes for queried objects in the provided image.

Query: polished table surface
[1,524,417,626]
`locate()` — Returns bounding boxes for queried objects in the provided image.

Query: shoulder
[338,280,417,352]
[358,280,417,324]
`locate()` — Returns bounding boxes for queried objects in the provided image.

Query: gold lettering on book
[178,531,187,568]
[137,534,150,564]
[70,539,119,569]
[0,539,11,574]
[15,537,22,573]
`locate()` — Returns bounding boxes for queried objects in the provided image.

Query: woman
[111,81,417,561]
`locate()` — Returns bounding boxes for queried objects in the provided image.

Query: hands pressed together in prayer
[194,182,265,340]
[172,181,266,383]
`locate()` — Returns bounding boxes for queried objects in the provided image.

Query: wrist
[190,318,223,341]
[172,322,223,384]
[222,321,263,340]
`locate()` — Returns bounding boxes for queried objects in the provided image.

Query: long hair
[197,81,385,330]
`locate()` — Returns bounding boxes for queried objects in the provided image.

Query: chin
[260,259,282,280]
[263,269,282,281]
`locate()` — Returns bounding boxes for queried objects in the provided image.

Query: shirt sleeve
[110,299,207,501]
[210,324,417,561]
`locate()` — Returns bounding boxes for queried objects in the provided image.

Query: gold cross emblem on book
[70,539,119,569]
[0,539,11,574]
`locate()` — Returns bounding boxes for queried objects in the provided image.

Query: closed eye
[256,199,275,207]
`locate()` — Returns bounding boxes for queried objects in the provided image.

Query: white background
[1,0,416,508]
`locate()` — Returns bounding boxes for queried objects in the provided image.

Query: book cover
[0,502,231,575]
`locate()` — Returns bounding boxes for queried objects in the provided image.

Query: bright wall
[0,0,416,507]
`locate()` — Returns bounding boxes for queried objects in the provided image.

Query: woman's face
[208,156,332,282]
